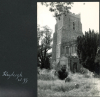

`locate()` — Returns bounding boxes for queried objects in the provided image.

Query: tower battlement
[56,12,81,22]
[68,12,80,18]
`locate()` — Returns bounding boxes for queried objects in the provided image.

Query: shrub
[79,67,88,74]
[84,74,90,78]
[58,69,68,80]
[93,72,100,78]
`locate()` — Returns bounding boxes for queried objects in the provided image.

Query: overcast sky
[37,2,99,35]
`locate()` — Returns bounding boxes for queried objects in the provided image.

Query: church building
[52,11,83,72]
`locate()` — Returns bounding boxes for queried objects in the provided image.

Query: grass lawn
[38,70,100,97]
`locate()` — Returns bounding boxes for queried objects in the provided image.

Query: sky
[37,2,99,35]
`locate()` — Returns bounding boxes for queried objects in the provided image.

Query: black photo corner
[0,0,36,97]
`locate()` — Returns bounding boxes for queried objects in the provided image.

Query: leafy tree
[37,25,52,69]
[37,25,41,67]
[95,47,100,64]
[94,47,100,74]
[40,2,86,17]
[76,29,99,72]
[40,2,73,17]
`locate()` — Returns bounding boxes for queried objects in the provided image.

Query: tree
[40,2,87,17]
[76,29,99,72]
[40,2,73,17]
[37,25,52,69]
[37,25,41,67]
[94,47,100,74]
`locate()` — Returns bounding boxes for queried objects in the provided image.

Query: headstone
[59,55,69,71]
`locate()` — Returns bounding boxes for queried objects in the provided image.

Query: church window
[73,22,75,30]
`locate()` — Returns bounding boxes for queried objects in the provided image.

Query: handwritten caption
[2,71,28,84]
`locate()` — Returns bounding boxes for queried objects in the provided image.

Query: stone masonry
[52,11,83,72]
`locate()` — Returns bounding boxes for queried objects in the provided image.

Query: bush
[93,72,100,78]
[79,67,88,74]
[58,69,68,80]
[83,74,90,78]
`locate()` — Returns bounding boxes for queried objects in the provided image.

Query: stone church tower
[52,12,83,64]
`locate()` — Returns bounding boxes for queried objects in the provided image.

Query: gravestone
[59,55,69,71]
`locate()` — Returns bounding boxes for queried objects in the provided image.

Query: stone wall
[52,24,57,62]
[52,11,83,69]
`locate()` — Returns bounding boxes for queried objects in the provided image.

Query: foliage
[40,2,73,17]
[95,47,100,64]
[58,66,68,80]
[56,62,69,80]
[79,67,88,74]
[37,25,52,69]
[76,29,99,72]
[94,47,100,74]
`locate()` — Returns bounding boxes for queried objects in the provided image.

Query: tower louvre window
[73,22,75,30]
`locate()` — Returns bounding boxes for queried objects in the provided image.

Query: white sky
[37,2,99,35]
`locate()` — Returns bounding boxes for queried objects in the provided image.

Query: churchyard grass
[38,69,100,97]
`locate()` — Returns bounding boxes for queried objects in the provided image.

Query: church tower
[52,12,83,64]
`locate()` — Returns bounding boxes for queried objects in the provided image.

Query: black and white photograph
[37,2,100,96]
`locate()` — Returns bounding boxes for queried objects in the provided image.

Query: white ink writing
[2,71,28,84]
